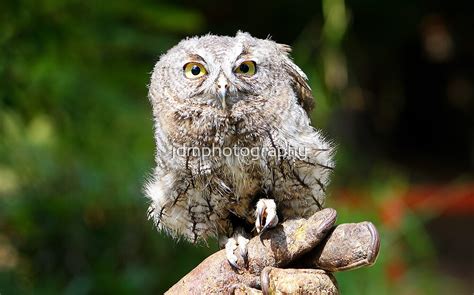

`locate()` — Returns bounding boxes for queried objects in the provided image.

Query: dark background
[1,0,473,294]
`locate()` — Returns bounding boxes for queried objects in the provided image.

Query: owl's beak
[216,75,229,109]
[218,88,227,109]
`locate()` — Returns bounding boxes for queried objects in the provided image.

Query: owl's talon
[237,234,249,261]
[256,199,279,234]
[225,237,240,269]
[222,230,250,269]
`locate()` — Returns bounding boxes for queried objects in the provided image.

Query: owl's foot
[220,230,250,269]
[255,198,279,234]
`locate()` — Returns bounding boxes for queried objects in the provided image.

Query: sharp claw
[262,209,278,233]
[239,247,247,260]
[225,238,240,269]
[255,200,266,233]
[255,199,278,234]
[228,255,240,269]
[261,224,271,234]
[237,235,249,260]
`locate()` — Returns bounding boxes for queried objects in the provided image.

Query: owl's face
[150,32,299,112]
[149,32,314,147]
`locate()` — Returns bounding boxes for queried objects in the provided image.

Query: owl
[145,31,334,267]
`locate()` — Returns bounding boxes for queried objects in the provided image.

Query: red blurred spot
[386,259,407,282]
[403,184,474,215]
[333,183,474,217]
[379,198,405,229]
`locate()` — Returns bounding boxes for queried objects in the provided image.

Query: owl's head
[149,31,314,115]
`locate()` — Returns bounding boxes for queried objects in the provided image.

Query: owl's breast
[211,153,263,222]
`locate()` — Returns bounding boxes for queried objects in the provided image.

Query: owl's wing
[279,44,315,114]
[286,64,315,113]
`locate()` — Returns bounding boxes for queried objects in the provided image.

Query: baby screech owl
[145,31,334,267]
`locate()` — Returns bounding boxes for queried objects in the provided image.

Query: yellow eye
[184,62,207,79]
[235,61,256,75]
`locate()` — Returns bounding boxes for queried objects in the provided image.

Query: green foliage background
[1,0,472,294]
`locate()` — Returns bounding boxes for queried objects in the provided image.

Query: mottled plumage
[145,32,334,244]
